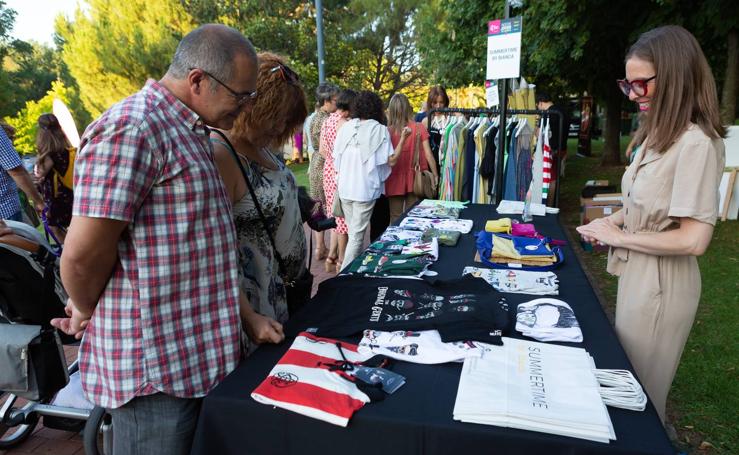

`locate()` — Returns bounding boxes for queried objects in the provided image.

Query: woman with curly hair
[211,52,308,353]
[34,113,74,243]
[334,91,400,269]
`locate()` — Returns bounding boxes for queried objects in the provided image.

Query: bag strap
[210,129,289,274]
[412,124,421,171]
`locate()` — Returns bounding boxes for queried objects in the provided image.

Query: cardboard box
[580,204,622,225]
[580,192,623,208]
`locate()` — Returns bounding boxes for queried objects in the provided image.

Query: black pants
[369,194,390,241]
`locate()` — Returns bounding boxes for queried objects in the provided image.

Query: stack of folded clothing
[421,228,461,247]
[344,252,433,277]
[407,205,460,220]
[462,267,559,295]
[379,226,424,243]
[489,234,557,266]
[400,216,474,233]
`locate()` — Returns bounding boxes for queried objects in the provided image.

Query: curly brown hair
[231,52,308,147]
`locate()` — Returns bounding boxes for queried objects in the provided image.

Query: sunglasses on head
[270,64,300,84]
[616,75,656,97]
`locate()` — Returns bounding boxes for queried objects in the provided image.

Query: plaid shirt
[0,127,22,219]
[74,80,242,409]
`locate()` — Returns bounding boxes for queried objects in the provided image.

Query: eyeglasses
[617,75,656,97]
[190,68,257,105]
[270,64,300,84]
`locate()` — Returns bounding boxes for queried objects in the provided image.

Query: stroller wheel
[0,392,40,449]
[83,406,112,455]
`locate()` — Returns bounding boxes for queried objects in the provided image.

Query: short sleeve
[0,129,22,172]
[668,137,725,225]
[73,120,157,222]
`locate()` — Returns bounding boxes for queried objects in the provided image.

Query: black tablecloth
[191,205,673,455]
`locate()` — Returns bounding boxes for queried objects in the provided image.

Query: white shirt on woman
[333,118,393,202]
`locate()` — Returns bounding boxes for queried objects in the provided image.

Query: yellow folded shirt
[485,218,512,234]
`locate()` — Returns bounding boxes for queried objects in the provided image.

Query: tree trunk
[721,28,738,125]
[601,86,622,166]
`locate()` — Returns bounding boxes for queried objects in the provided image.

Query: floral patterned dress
[321,112,348,234]
[231,148,306,354]
[308,110,331,204]
[37,147,73,228]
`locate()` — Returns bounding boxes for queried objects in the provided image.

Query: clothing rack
[427,107,565,207]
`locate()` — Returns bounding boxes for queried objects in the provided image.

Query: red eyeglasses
[617,75,656,97]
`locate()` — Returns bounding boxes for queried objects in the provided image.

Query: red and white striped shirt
[74,80,242,408]
[252,332,374,427]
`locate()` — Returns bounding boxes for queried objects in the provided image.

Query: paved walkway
[1,226,347,455]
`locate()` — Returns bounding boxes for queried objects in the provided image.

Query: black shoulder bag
[212,130,313,316]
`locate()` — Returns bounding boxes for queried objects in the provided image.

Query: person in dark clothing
[536,92,569,202]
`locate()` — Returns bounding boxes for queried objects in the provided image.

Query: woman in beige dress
[577,26,726,423]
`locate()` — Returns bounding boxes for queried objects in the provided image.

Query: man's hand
[243,311,285,345]
[50,299,92,340]
[0,220,11,237]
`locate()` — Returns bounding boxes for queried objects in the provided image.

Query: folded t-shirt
[286,275,510,344]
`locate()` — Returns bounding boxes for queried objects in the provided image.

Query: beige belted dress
[607,124,725,422]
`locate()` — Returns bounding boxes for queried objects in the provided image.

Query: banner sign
[486,17,522,80]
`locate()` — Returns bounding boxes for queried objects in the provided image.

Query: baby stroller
[0,220,111,454]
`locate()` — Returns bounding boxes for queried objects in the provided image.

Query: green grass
[288,161,310,189]
[560,138,739,454]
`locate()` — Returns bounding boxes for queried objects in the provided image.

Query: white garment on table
[358,329,493,364]
[462,267,559,295]
[379,226,424,243]
[334,118,393,202]
[516,298,583,342]
[399,217,474,233]
[401,237,439,261]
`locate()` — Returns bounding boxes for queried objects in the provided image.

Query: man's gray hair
[166,24,257,84]
[316,82,340,106]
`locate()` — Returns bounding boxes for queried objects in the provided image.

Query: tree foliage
[56,0,195,118]
[415,0,737,165]
[5,80,77,155]
[182,0,426,104]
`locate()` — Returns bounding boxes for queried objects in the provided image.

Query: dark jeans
[108,393,202,455]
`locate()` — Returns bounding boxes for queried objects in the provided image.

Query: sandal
[324,256,338,273]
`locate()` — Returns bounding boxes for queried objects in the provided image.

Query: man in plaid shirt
[51,25,284,454]
[0,123,44,221]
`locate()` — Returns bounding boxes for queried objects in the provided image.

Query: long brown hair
[426,85,449,111]
[36,113,70,164]
[231,52,308,148]
[627,25,726,153]
[387,93,414,135]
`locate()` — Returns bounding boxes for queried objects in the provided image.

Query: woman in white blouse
[333,91,401,269]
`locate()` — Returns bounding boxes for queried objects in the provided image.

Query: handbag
[0,324,68,401]
[331,194,344,218]
[412,127,437,199]
[212,130,314,316]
